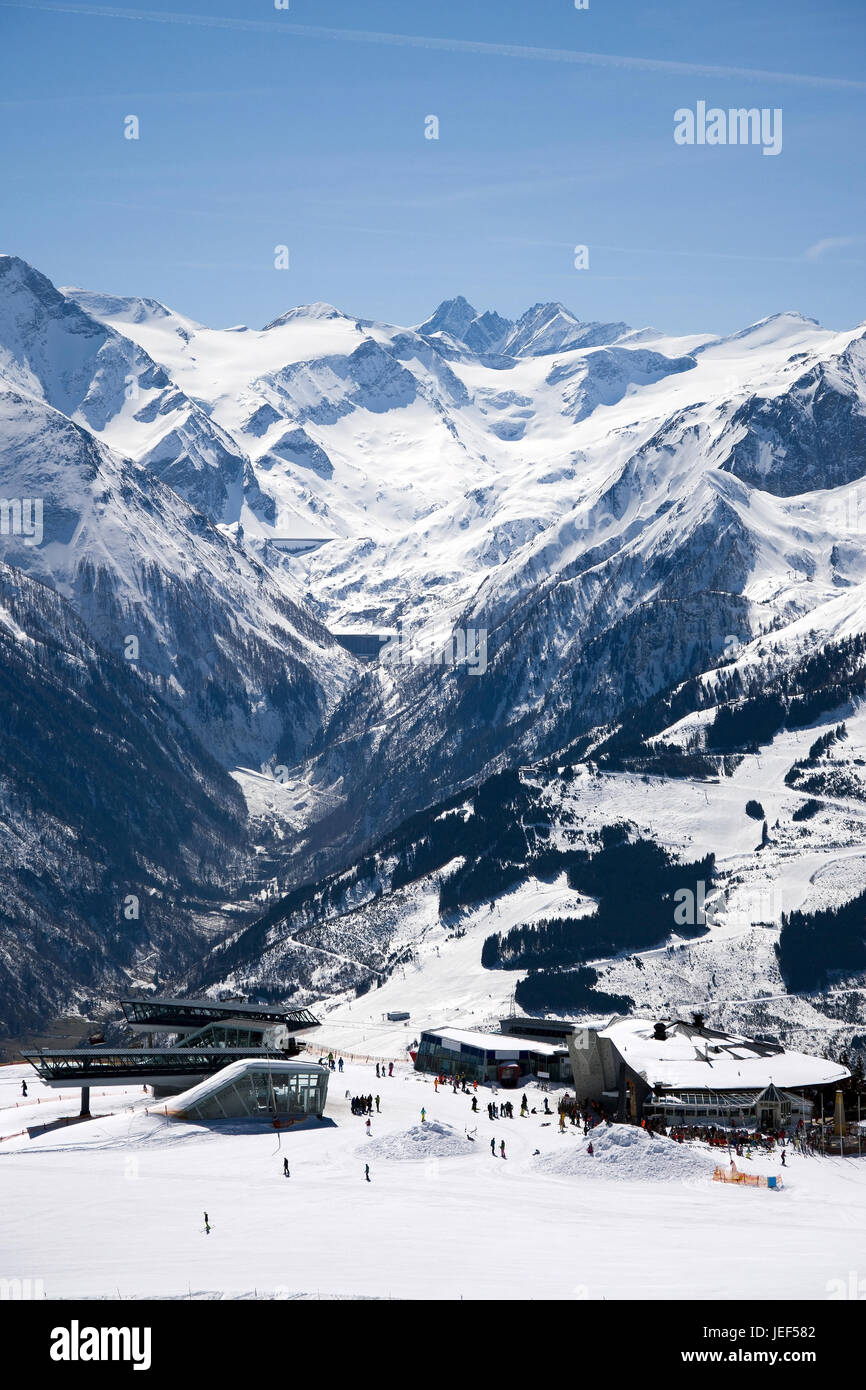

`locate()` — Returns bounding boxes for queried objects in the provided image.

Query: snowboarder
[365,1164,370,1182]
[21,1079,27,1097]
[283,1158,289,1177]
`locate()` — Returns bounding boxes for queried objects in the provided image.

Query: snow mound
[362,1121,476,1161]
[534,1125,717,1184]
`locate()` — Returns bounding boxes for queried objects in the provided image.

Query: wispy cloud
[805,236,863,262]
[3,2,865,91]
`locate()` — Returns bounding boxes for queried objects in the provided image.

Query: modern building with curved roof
[165,1058,329,1124]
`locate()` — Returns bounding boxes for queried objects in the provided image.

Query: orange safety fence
[714,1165,782,1189]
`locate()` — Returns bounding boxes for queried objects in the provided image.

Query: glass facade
[120,997,319,1031]
[177,1063,329,1122]
[181,1022,278,1050]
[415,1032,570,1082]
[643,1087,808,1125]
[416,1036,490,1080]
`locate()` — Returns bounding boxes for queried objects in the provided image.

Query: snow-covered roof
[423,1027,565,1056]
[600,1018,848,1091]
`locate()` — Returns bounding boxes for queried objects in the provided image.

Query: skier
[375,1095,380,1112]
[559,1112,566,1132]
[365,1164,371,1183]
[587,1142,594,1157]
[283,1157,289,1177]
[338,1057,344,1073]
[490,1138,496,1156]
[365,1117,371,1136]
[388,1062,393,1077]
[203,1211,211,1234]
[421,1107,426,1123]
[376,1063,380,1079]
[21,1079,27,1097]
[781,1150,786,1167]
[500,1140,506,1159]
[471,1095,478,1112]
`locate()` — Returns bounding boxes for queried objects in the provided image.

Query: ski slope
[1,1059,863,1301]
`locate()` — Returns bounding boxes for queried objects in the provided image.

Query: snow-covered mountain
[0,558,256,1035]
[2,253,866,1050]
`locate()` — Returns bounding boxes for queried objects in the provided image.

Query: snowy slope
[1,1057,862,1301]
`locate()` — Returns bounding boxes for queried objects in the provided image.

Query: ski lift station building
[567,1016,849,1128]
[414,1027,572,1085]
[166,1059,330,1123]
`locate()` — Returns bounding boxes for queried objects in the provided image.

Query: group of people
[486,1100,515,1120]
[557,1094,608,1129]
[664,1122,810,1156]
[350,1094,380,1116]
[433,1073,474,1094]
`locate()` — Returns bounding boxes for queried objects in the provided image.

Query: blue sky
[1,0,864,333]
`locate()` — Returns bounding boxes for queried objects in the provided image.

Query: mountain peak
[416,296,480,340]
[0,254,68,310]
[504,302,630,356]
[263,302,346,330]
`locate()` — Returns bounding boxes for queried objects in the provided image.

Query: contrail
[3,2,865,92]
